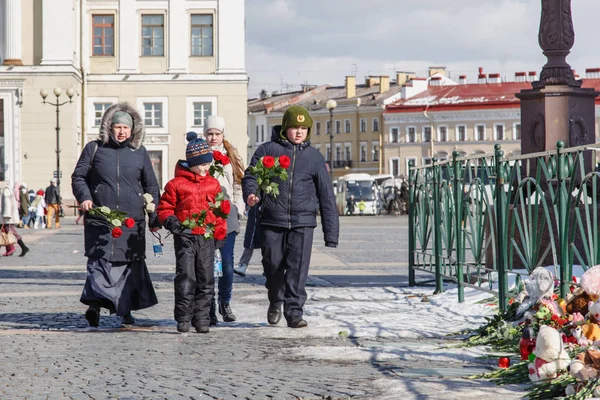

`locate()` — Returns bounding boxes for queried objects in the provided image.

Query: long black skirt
[80,258,158,316]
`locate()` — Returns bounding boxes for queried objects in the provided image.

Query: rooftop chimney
[478,73,487,84]
[428,66,447,77]
[528,71,537,82]
[429,76,442,86]
[345,76,356,98]
[515,72,527,83]
[396,71,408,86]
[586,68,600,79]
[458,75,467,85]
[366,76,380,88]
[379,75,390,93]
[488,73,501,84]
[478,67,483,75]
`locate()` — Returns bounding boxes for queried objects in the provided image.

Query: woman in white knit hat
[204,115,246,324]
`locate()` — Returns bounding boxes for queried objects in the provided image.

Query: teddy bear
[528,325,571,382]
[517,267,555,316]
[566,290,593,316]
[588,301,600,324]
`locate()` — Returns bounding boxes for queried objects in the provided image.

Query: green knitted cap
[281,106,313,141]
[112,111,133,128]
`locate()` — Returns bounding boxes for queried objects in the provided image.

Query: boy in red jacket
[157,133,227,333]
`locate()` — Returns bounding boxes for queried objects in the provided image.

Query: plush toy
[581,322,600,342]
[588,301,600,323]
[528,325,571,382]
[581,265,600,297]
[573,326,592,347]
[566,290,593,316]
[517,267,555,316]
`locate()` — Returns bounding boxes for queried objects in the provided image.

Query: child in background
[358,199,366,216]
[32,190,46,229]
[156,133,227,334]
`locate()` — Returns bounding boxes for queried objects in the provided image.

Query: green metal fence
[408,141,600,311]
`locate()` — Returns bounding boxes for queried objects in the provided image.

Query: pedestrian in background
[346,195,356,216]
[18,184,31,229]
[204,116,246,325]
[45,179,61,228]
[31,190,46,229]
[358,199,366,216]
[0,181,29,256]
[234,204,262,277]
[243,105,339,329]
[71,103,160,327]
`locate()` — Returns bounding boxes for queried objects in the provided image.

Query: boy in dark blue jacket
[242,105,339,328]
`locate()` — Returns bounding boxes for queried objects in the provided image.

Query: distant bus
[335,173,378,216]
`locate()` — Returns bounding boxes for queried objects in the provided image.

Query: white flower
[143,193,154,204]
[111,219,122,227]
[146,203,156,213]
[100,206,111,214]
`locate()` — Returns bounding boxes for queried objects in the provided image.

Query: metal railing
[408,141,600,311]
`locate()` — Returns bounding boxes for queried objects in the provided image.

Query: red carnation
[213,151,224,162]
[262,156,275,169]
[221,155,231,166]
[205,210,217,225]
[220,200,231,215]
[192,226,206,235]
[214,224,227,240]
[111,227,123,238]
[279,155,291,169]
[498,357,510,369]
[124,218,135,229]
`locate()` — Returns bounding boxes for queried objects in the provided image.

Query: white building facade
[0,0,248,200]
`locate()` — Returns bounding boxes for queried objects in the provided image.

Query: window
[144,103,163,127]
[316,121,321,136]
[335,144,342,161]
[360,142,367,162]
[93,103,112,126]
[407,126,416,143]
[360,118,366,133]
[193,102,212,126]
[92,15,114,56]
[437,151,449,161]
[390,128,399,143]
[423,126,432,142]
[147,150,163,190]
[495,124,505,140]
[255,126,259,142]
[513,123,521,140]
[345,119,351,133]
[406,157,417,174]
[456,125,466,141]
[475,124,486,141]
[372,143,380,162]
[373,118,379,132]
[190,14,213,56]
[141,15,164,56]
[345,143,351,161]
[326,144,331,162]
[391,158,400,177]
[423,157,432,165]
[326,121,331,135]
[261,125,265,142]
[335,120,341,134]
[438,126,448,142]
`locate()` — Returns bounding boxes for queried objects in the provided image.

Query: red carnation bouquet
[87,206,134,238]
[210,150,231,178]
[249,155,290,198]
[180,192,230,240]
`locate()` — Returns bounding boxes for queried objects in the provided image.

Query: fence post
[408,160,416,287]
[556,141,569,299]
[494,144,508,312]
[433,157,444,294]
[453,151,464,303]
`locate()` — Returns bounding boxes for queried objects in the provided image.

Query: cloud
[246,0,600,97]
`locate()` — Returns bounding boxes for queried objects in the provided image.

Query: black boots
[85,304,100,327]
[177,322,190,333]
[267,303,282,325]
[287,319,308,329]
[121,312,135,325]
[210,298,218,326]
[17,239,29,257]
[219,302,236,322]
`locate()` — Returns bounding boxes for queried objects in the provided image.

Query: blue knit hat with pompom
[185,132,213,167]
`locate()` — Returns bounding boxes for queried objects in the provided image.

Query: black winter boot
[219,302,236,322]
[17,239,29,257]
[209,297,218,326]
[85,304,100,327]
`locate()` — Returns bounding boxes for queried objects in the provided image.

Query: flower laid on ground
[87,206,131,238]
[180,192,230,240]
[143,193,156,213]
[249,155,290,198]
[209,150,231,178]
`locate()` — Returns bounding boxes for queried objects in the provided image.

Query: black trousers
[173,234,215,326]
[261,226,314,321]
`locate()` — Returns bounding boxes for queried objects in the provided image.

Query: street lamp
[40,87,75,196]
[326,99,337,182]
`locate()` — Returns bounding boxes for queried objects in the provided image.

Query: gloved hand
[163,215,182,234]
[215,239,226,250]
[325,242,337,248]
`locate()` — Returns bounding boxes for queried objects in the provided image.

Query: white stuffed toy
[517,267,555,316]
[528,325,571,382]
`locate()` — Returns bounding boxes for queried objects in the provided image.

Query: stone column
[3,0,23,65]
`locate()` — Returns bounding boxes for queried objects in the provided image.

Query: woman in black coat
[71,103,161,327]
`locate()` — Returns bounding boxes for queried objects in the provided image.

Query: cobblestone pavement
[0,216,508,399]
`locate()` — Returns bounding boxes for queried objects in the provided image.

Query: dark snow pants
[261,226,314,322]
[173,234,215,326]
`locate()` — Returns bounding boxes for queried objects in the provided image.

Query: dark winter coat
[45,184,60,205]
[243,205,262,249]
[71,103,160,262]
[242,126,339,246]
[19,190,30,217]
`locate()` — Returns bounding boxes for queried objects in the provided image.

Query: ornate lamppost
[326,99,337,182]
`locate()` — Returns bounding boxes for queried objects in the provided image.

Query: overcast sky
[245,0,600,98]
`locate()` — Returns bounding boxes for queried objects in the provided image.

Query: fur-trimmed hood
[99,103,145,149]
